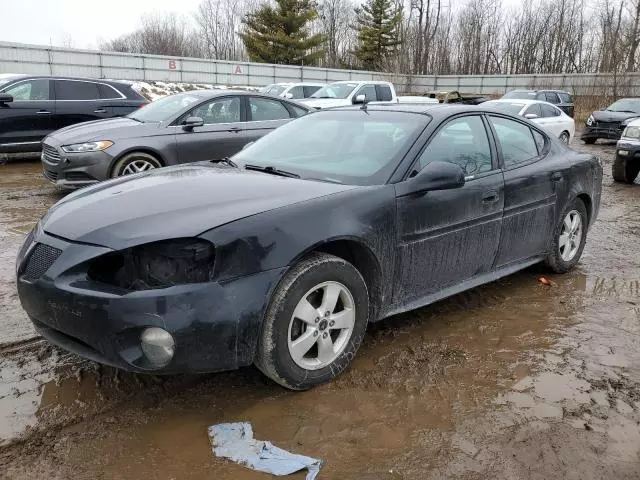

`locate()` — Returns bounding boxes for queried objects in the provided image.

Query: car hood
[41,163,356,249]
[44,117,161,145]
[591,110,640,123]
[298,98,350,109]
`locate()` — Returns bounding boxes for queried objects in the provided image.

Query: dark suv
[502,89,574,117]
[0,75,148,154]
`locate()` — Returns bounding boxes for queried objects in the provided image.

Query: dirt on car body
[1,142,639,479]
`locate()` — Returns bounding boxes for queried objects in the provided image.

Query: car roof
[486,98,559,107]
[508,89,571,94]
[330,80,390,85]
[178,89,313,109]
[328,103,478,117]
[3,74,133,86]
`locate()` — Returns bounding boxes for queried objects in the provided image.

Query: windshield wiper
[210,157,238,168]
[244,164,300,178]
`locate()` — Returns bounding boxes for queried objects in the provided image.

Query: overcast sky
[3,0,203,49]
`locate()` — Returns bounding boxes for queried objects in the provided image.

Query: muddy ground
[0,141,639,479]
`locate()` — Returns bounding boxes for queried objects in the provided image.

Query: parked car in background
[40,90,311,188]
[613,118,640,183]
[262,82,326,99]
[17,103,602,389]
[423,90,490,105]
[0,75,148,154]
[483,99,575,143]
[581,98,640,144]
[502,89,574,117]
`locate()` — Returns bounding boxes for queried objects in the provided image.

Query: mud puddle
[1,143,639,479]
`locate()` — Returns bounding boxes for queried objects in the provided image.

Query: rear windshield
[502,91,537,100]
[484,101,525,115]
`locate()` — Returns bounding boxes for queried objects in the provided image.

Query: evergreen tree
[240,0,326,65]
[354,0,403,71]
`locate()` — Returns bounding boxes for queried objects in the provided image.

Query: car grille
[595,120,622,130]
[22,243,62,281]
[65,171,93,181]
[43,168,58,182]
[42,144,61,164]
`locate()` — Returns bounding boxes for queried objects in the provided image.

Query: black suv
[0,75,148,154]
[502,89,574,117]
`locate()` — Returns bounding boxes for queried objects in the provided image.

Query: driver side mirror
[524,113,539,119]
[0,93,13,104]
[182,116,204,131]
[353,94,367,105]
[397,161,466,196]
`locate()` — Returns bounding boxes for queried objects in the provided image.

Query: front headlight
[62,140,113,153]
[622,126,640,139]
[586,115,594,126]
[87,238,215,290]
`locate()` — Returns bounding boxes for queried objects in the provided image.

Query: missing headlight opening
[88,239,214,290]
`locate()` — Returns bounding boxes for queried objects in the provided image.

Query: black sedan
[16,104,603,390]
[0,75,147,154]
[581,98,640,144]
[40,90,311,188]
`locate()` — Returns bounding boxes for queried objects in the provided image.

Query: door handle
[482,190,499,203]
[36,110,51,115]
[551,172,563,182]
[93,108,107,113]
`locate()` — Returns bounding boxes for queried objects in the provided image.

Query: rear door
[53,80,112,130]
[303,85,323,98]
[394,114,504,304]
[488,115,557,266]
[244,96,299,143]
[175,95,246,163]
[0,78,55,150]
[539,103,564,138]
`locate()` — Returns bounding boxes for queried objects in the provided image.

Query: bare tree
[195,0,250,61]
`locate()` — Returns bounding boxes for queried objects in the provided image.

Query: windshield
[233,110,426,185]
[485,101,525,115]
[128,93,201,122]
[311,83,358,99]
[502,91,536,100]
[606,99,640,113]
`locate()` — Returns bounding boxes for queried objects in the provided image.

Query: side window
[418,116,493,176]
[376,84,393,101]
[249,97,291,121]
[355,85,377,102]
[98,84,122,99]
[190,97,241,124]
[55,80,100,100]
[532,130,546,154]
[287,86,304,99]
[303,85,321,97]
[489,116,539,167]
[544,92,560,104]
[558,92,572,103]
[524,103,542,118]
[289,104,309,117]
[3,79,51,100]
[540,103,560,117]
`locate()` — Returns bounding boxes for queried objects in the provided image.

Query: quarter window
[489,116,539,167]
[524,103,542,118]
[55,80,100,100]
[98,83,122,99]
[419,116,493,175]
[558,92,572,103]
[249,97,291,121]
[190,97,241,124]
[3,79,51,100]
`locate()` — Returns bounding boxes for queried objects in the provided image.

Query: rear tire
[545,198,588,274]
[255,253,369,390]
[111,152,163,178]
[559,131,570,144]
[583,138,596,145]
[612,156,640,184]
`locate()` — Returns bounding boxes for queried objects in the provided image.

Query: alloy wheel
[120,159,157,175]
[559,209,583,262]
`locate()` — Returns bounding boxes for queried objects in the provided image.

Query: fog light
[618,149,629,156]
[140,327,175,367]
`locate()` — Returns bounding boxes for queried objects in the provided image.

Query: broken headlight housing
[586,115,594,126]
[88,238,215,290]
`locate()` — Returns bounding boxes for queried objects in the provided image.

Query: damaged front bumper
[15,229,284,374]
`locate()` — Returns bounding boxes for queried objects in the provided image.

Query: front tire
[612,155,640,184]
[545,198,588,273]
[255,253,369,390]
[111,152,163,178]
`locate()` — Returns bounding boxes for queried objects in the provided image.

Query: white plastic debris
[208,422,322,479]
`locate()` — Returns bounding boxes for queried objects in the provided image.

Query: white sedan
[483,99,575,144]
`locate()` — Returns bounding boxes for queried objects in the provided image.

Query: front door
[175,95,247,163]
[487,115,557,267]
[394,114,505,305]
[0,78,55,150]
